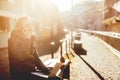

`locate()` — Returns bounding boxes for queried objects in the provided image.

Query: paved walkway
[40,32,120,80]
[70,33,120,80]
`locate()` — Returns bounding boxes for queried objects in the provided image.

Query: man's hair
[10,16,33,38]
[15,16,30,31]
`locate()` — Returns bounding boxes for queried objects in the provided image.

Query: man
[8,16,50,80]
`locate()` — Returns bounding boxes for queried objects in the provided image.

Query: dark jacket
[8,30,49,80]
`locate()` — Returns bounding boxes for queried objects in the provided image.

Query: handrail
[79,29,120,39]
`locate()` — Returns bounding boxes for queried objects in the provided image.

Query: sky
[50,0,81,12]
[50,0,103,12]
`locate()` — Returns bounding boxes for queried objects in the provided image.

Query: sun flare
[50,0,72,12]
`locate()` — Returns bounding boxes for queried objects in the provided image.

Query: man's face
[24,19,32,33]
[23,19,33,38]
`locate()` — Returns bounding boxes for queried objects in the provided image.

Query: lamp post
[63,28,69,53]
[50,42,55,58]
[71,26,73,48]
[71,0,73,49]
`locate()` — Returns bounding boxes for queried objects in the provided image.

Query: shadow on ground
[72,47,105,80]
[73,47,87,56]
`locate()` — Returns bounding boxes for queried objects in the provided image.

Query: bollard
[60,40,63,58]
[60,40,65,63]
[50,42,55,58]
[66,39,67,54]
[69,31,71,51]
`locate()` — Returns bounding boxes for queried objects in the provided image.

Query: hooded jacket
[8,30,49,79]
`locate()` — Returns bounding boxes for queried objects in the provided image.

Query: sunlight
[50,0,89,12]
[50,0,72,12]
[95,0,102,2]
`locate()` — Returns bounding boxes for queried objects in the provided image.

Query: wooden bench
[31,58,70,80]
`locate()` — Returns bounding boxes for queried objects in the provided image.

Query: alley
[40,32,120,80]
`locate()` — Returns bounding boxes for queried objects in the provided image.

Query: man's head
[15,16,33,38]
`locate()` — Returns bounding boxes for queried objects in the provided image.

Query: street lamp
[50,42,55,58]
[63,28,69,52]
[63,28,69,33]
[70,25,73,49]
[71,0,73,49]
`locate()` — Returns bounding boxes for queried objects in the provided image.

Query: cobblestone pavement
[40,33,120,80]
[80,33,120,80]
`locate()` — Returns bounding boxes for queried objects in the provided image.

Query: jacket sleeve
[30,36,50,73]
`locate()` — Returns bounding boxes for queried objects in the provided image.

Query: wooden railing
[79,29,120,53]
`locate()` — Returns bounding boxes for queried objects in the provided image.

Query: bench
[31,58,70,80]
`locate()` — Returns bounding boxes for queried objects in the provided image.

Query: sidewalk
[81,33,120,79]
[40,32,120,80]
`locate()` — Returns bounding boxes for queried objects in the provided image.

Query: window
[0,16,9,32]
